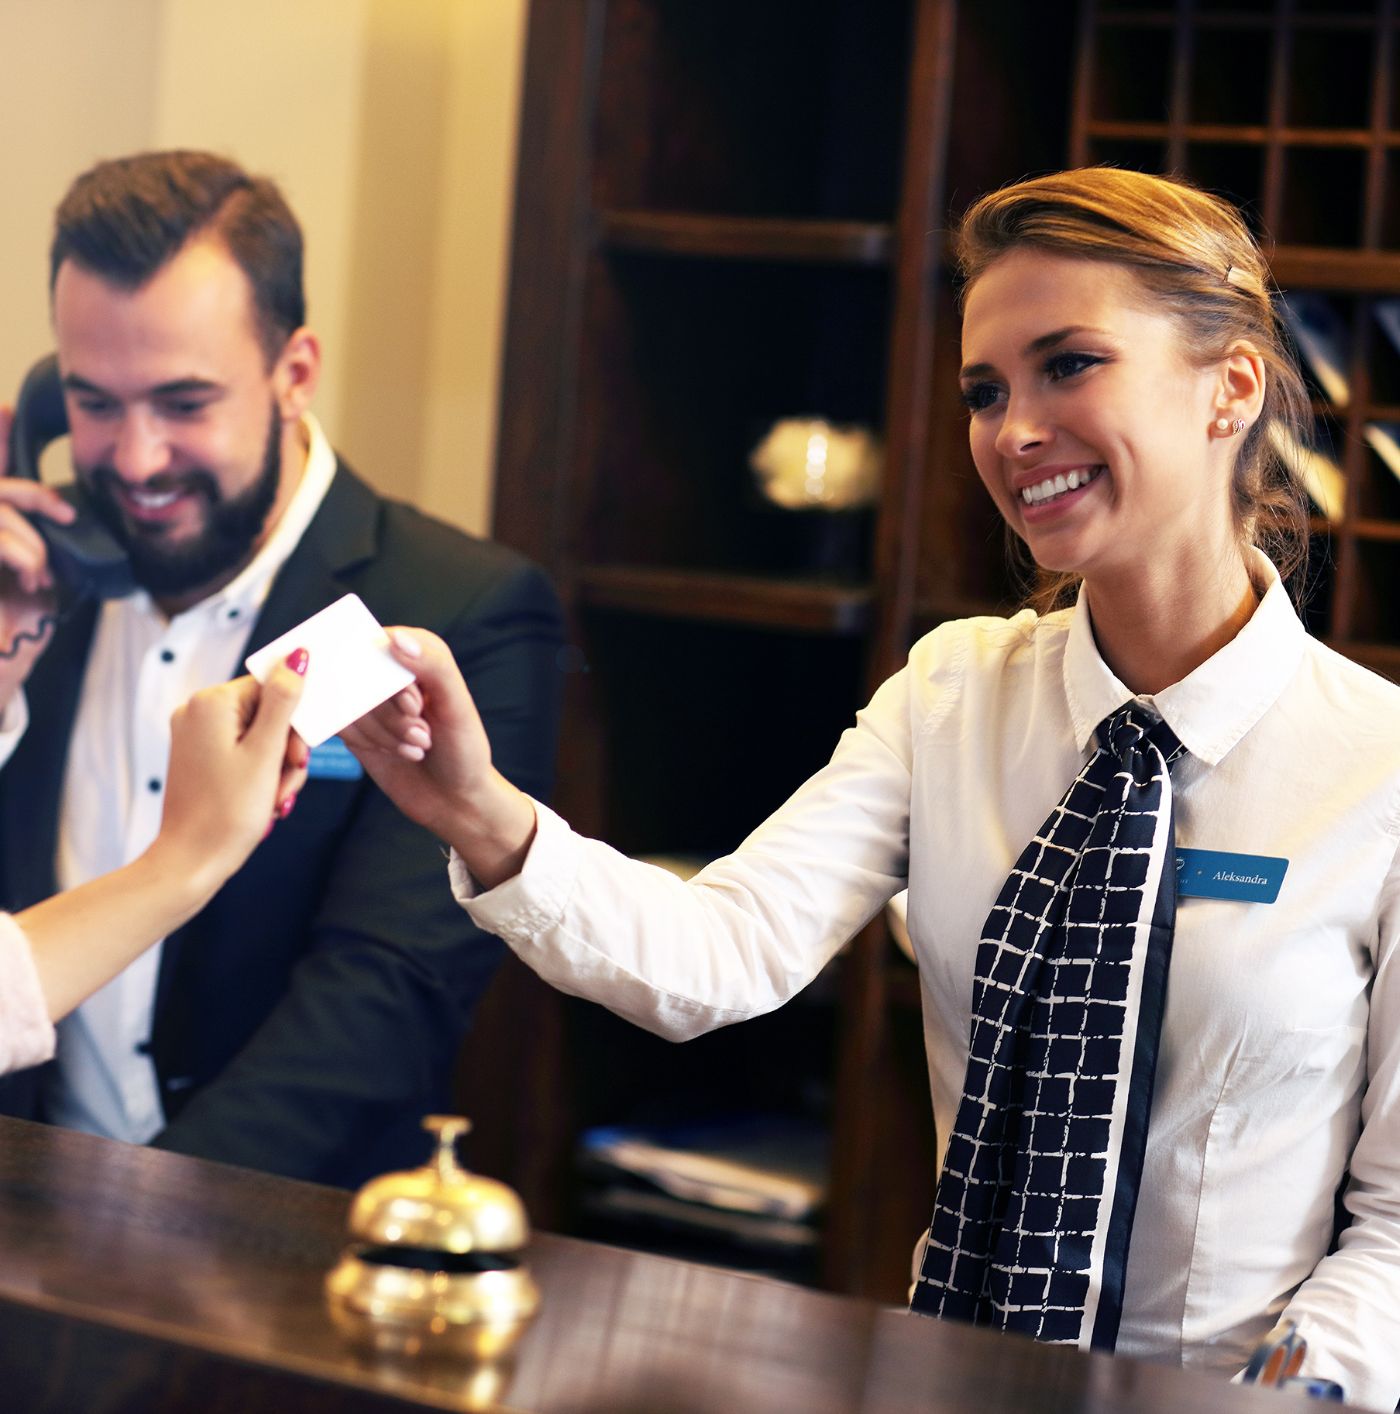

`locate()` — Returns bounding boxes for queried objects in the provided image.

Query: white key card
[244,593,416,748]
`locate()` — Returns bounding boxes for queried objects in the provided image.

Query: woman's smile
[1016,463,1106,512]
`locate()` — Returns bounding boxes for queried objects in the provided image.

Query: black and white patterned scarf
[911,703,1185,1350]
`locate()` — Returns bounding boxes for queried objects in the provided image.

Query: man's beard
[83,405,282,600]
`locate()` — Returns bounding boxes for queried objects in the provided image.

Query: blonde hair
[956,166,1314,612]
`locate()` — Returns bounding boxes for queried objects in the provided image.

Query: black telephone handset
[7,354,136,601]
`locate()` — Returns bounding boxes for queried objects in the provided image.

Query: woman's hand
[151,653,311,906]
[0,410,78,710]
[341,629,536,887]
[0,566,58,710]
[17,653,310,1022]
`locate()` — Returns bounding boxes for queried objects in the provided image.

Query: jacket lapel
[241,460,380,657]
[153,460,380,1018]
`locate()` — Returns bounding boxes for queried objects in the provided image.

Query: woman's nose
[993,396,1050,461]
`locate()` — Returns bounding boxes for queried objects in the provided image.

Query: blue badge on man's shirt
[1175,848,1287,903]
[306,736,364,781]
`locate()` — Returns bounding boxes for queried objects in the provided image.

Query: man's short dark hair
[49,150,305,364]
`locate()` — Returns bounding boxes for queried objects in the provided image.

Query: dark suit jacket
[0,461,564,1187]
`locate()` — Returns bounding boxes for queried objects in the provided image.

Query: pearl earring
[1215,416,1231,434]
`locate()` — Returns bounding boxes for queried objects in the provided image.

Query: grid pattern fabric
[911,705,1184,1350]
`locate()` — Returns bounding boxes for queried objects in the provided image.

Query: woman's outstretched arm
[344,627,915,1040]
[14,656,309,1023]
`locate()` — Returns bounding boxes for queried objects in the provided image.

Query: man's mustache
[84,466,221,503]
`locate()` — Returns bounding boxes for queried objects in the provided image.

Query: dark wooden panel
[577,563,873,634]
[597,211,893,265]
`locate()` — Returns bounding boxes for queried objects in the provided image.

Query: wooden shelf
[912,592,1018,626]
[1098,9,1387,30]
[577,564,875,635]
[1083,122,1394,148]
[1268,248,1400,293]
[597,210,894,266]
[1349,519,1400,543]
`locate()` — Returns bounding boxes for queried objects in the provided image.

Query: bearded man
[0,151,563,1185]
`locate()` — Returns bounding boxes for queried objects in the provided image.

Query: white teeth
[1019,466,1101,505]
[128,488,179,509]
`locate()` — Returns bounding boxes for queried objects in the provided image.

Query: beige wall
[0,0,528,535]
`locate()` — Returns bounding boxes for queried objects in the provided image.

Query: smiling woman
[957,167,1313,632]
[337,168,1400,1412]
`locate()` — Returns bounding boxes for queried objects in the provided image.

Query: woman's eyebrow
[960,324,1113,381]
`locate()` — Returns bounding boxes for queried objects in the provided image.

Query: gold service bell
[326,1115,540,1361]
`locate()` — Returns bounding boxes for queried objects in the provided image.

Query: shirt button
[226,608,241,621]
[147,778,162,794]
[160,649,175,664]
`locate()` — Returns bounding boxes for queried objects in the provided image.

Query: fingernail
[262,818,275,839]
[286,647,309,676]
[277,792,297,819]
[389,630,423,659]
[406,725,431,749]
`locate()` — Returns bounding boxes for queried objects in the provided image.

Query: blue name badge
[1175,848,1287,904]
[306,736,365,782]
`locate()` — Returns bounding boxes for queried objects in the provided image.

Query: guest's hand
[342,629,536,888]
[0,407,78,708]
[152,653,311,904]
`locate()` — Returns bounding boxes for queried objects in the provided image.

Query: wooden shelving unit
[1074,0,1400,660]
[468,0,1400,1304]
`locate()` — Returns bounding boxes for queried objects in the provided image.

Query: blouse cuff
[0,912,55,1075]
[448,798,579,940]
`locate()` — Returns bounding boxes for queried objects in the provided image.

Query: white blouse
[456,556,1400,1411]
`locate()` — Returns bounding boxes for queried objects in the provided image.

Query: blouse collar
[1062,548,1307,765]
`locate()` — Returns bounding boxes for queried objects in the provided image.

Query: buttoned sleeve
[456,640,938,1042]
[1275,831,1400,1412]
[0,912,54,1076]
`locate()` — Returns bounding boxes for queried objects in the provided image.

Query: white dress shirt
[455,551,1400,1412]
[6,416,338,1145]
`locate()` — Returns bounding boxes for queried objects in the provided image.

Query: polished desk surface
[0,1117,1349,1413]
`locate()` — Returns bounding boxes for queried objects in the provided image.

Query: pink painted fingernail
[286,647,309,676]
[278,792,297,819]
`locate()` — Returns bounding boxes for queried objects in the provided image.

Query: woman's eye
[1045,351,1103,381]
[960,382,1002,413]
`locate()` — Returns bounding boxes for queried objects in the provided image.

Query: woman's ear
[1212,341,1267,429]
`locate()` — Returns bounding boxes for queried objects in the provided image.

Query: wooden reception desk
[0,1116,1347,1412]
